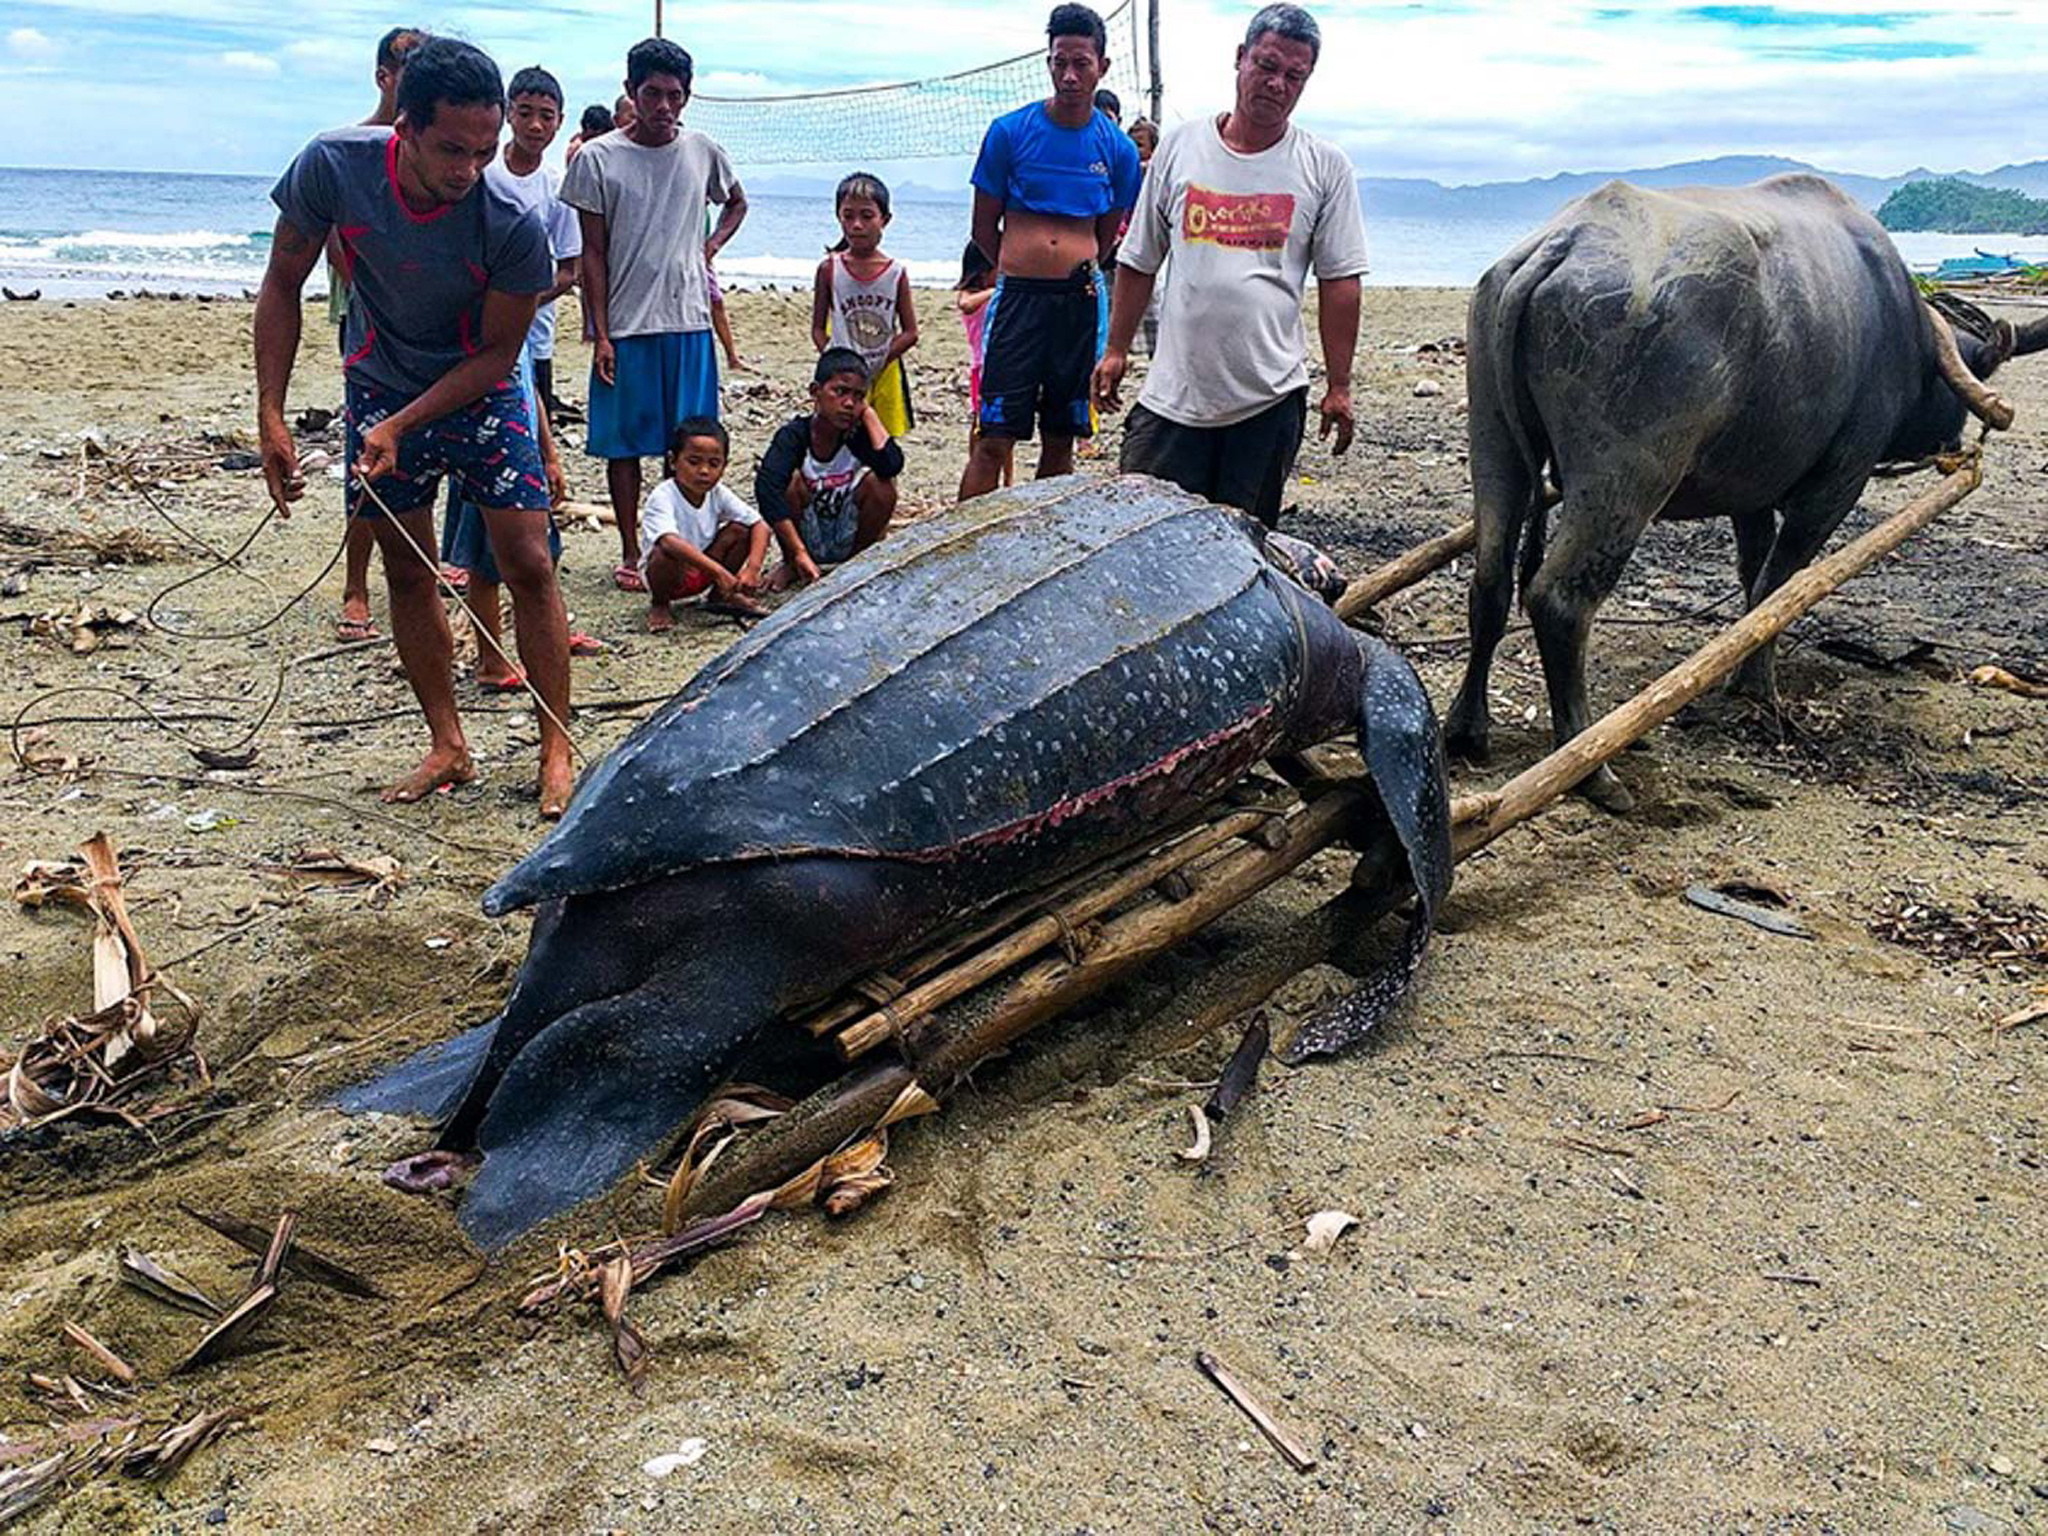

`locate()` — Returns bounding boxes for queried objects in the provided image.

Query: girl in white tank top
[810,172,920,435]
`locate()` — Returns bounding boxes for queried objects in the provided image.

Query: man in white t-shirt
[562,37,748,592]
[1092,3,1367,526]
[493,66,582,417]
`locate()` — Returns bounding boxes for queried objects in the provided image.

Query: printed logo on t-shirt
[1182,186,1295,250]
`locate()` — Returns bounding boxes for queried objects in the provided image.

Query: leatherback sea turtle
[344,476,1453,1247]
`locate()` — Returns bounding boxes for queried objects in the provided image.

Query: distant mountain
[1357,154,2048,222]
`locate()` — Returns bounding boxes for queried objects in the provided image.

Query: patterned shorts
[345,373,551,517]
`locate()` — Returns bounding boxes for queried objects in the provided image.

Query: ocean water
[0,164,2038,300]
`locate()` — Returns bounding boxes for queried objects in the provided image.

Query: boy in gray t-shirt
[254,38,577,819]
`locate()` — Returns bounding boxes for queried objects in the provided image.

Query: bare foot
[381,746,476,804]
[538,749,574,820]
[706,594,769,620]
[383,1149,479,1194]
[647,601,674,633]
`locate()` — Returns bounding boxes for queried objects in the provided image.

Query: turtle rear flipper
[334,1022,496,1123]
[1282,634,1454,1064]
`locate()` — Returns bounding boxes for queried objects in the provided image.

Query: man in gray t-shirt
[254,38,577,819]
[562,36,749,589]
[1093,3,1368,526]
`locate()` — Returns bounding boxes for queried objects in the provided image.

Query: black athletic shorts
[1117,389,1309,528]
[977,264,1107,442]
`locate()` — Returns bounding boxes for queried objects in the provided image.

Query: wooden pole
[679,789,1375,1219]
[682,458,1984,1221]
[654,0,663,37]
[1450,458,1982,858]
[1147,0,1163,123]
[1333,520,1475,622]
[833,807,1278,1059]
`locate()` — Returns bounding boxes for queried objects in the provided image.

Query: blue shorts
[345,372,551,517]
[440,350,561,583]
[586,331,719,459]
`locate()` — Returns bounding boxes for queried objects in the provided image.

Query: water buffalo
[1445,172,2033,810]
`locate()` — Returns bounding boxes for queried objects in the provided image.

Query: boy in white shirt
[641,417,770,630]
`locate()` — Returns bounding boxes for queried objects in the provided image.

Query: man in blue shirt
[958,4,1142,501]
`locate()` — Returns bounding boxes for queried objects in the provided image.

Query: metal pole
[654,0,664,36]
[1147,0,1163,120]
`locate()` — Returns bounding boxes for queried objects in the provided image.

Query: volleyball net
[687,0,1154,164]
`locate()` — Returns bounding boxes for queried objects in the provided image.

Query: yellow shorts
[868,357,914,439]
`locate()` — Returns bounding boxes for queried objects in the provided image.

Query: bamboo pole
[685,458,1983,1220]
[832,807,1279,1059]
[1450,457,1982,858]
[679,789,1375,1219]
[1333,520,1475,621]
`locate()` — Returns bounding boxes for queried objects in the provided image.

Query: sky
[1,0,2042,183]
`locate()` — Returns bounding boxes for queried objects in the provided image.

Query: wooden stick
[1334,520,1475,621]
[680,791,1376,1221]
[1195,1351,1317,1472]
[833,808,1278,1059]
[61,1322,137,1386]
[1451,460,1982,860]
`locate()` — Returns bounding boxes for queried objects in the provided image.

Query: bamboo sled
[675,454,1985,1223]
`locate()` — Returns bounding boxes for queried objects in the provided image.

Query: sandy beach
[2,286,2047,1532]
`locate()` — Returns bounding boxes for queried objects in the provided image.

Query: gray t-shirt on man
[272,126,553,399]
[1119,116,1369,428]
[560,127,736,338]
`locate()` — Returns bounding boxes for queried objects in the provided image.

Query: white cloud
[281,37,359,67]
[219,48,278,75]
[7,25,61,60]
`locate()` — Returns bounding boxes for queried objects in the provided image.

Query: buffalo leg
[1522,465,1682,814]
[1445,411,1538,762]
[1729,478,1862,704]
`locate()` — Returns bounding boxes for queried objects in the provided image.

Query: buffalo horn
[1923,299,2016,431]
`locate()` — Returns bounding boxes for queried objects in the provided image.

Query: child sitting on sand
[811,172,918,437]
[641,417,770,630]
[754,347,904,589]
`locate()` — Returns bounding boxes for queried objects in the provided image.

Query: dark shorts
[977,266,1107,442]
[1117,390,1309,528]
[344,373,551,518]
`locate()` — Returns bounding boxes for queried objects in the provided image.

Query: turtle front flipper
[1281,634,1454,1063]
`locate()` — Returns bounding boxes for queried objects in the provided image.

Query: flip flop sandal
[335,616,381,642]
[612,564,647,593]
[568,631,606,657]
[439,564,471,593]
[479,673,529,694]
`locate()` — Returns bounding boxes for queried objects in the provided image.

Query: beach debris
[0,1452,75,1524]
[642,1440,708,1477]
[259,847,403,905]
[1176,1104,1212,1164]
[174,1213,295,1374]
[61,1322,138,1386]
[1684,882,1814,939]
[183,808,235,833]
[119,1248,226,1318]
[1204,1017,1270,1123]
[364,1438,399,1456]
[14,856,90,911]
[2,287,40,302]
[189,745,260,771]
[25,602,141,655]
[177,1203,384,1299]
[1996,991,2048,1034]
[599,1255,650,1392]
[1302,1210,1360,1255]
[1194,1351,1317,1473]
[1870,890,2045,972]
[120,1406,249,1482]
[1411,378,1445,398]
[1816,635,1939,674]
[0,517,172,566]
[9,728,85,779]
[294,406,335,434]
[2,833,204,1134]
[1968,663,2048,700]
